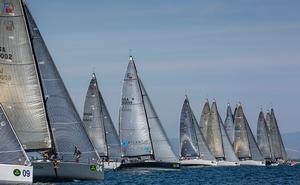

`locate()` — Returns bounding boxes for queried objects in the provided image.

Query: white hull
[0,164,33,184]
[180,159,217,167]
[104,161,121,170]
[240,160,265,166]
[217,161,240,166]
[33,160,104,181]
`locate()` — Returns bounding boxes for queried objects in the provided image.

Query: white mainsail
[0,0,51,150]
[23,2,99,163]
[83,73,121,161]
[119,56,177,162]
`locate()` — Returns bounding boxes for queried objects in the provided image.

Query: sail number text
[0,46,13,60]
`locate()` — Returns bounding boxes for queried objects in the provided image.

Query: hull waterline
[33,161,103,182]
[180,159,217,167]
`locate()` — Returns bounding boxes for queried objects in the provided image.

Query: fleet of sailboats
[0,0,292,182]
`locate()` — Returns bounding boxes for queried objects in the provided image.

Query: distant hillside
[169,131,300,159]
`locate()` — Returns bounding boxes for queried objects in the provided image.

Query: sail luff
[224,104,235,145]
[0,0,52,150]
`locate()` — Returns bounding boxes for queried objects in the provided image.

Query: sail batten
[0,0,52,150]
[23,2,99,163]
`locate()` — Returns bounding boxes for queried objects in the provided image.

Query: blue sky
[27,0,300,139]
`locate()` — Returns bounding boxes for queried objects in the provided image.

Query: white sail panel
[24,3,99,163]
[0,0,51,150]
[218,112,239,162]
[119,57,153,157]
[199,100,210,140]
[0,104,29,164]
[224,104,235,145]
[206,101,224,159]
[140,79,177,162]
[257,111,272,159]
[83,74,108,157]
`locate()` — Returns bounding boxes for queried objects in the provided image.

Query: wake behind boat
[179,97,217,167]
[118,56,180,170]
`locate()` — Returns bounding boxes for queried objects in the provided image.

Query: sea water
[34,165,300,185]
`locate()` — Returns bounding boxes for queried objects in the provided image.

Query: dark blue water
[35,165,300,185]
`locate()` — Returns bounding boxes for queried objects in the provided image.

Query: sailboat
[0,104,33,184]
[0,0,103,180]
[199,99,210,140]
[179,97,217,166]
[233,104,265,166]
[257,110,274,165]
[224,104,235,145]
[266,108,287,164]
[118,56,180,170]
[83,73,121,169]
[205,100,239,166]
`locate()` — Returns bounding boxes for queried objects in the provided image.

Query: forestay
[0,0,51,150]
[0,104,29,164]
[119,57,153,157]
[24,3,99,163]
[83,73,121,161]
[257,111,272,159]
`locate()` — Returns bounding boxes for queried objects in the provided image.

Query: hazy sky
[27,0,300,139]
